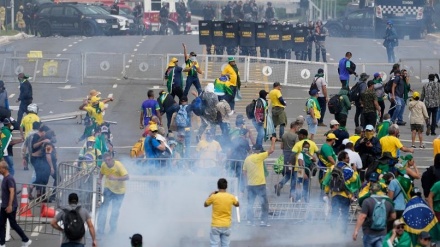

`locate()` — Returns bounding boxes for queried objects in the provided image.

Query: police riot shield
[292,26,308,52]
[239,22,256,47]
[199,20,212,45]
[212,21,225,46]
[281,25,293,50]
[267,24,282,49]
[255,22,268,47]
[223,22,239,47]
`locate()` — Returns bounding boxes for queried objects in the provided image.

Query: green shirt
[319,143,337,167]
[377,120,391,140]
[431,180,440,212]
[337,88,352,115]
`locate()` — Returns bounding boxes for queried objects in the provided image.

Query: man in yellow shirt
[349,126,364,144]
[196,131,222,170]
[204,178,239,247]
[97,152,129,236]
[379,124,414,158]
[243,137,275,227]
[79,95,113,126]
[20,103,39,140]
[268,82,287,140]
[221,57,240,113]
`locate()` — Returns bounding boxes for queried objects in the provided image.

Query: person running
[97,152,129,236]
[182,44,202,97]
[243,137,276,227]
[204,178,239,247]
[0,161,32,247]
[79,95,113,127]
[268,82,287,140]
[51,193,97,247]
[140,90,161,130]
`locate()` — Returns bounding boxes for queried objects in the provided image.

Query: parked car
[96,4,137,34]
[88,5,132,34]
[35,3,119,37]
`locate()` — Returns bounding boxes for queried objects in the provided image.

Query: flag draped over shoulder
[382,231,412,247]
[165,67,175,93]
[321,164,361,194]
[214,76,233,96]
[358,182,389,206]
[403,196,440,244]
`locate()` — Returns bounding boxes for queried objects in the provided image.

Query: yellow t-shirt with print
[349,135,361,145]
[380,135,403,158]
[221,64,237,87]
[268,89,284,108]
[243,152,268,186]
[83,102,105,125]
[20,113,40,137]
[100,160,128,194]
[205,192,238,227]
[291,139,319,170]
[306,98,321,120]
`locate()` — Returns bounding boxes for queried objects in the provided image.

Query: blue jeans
[386,45,395,63]
[437,107,440,125]
[391,96,405,123]
[362,234,384,247]
[279,168,297,198]
[331,195,351,233]
[3,155,14,176]
[252,119,265,148]
[230,160,245,193]
[61,243,85,247]
[177,127,192,158]
[210,227,231,247]
[165,104,179,130]
[183,76,202,97]
[246,185,269,222]
[297,177,310,202]
[97,188,125,234]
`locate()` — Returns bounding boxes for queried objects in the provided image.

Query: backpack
[422,166,440,198]
[130,137,145,158]
[273,155,284,174]
[309,78,319,96]
[63,206,85,241]
[191,97,203,116]
[328,94,342,114]
[349,61,356,74]
[384,77,394,94]
[246,99,257,119]
[330,163,347,192]
[370,197,387,230]
[349,82,362,102]
[364,159,380,180]
[176,105,188,128]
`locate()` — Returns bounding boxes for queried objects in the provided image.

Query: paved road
[1,34,440,247]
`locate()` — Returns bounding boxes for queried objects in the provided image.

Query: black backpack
[349,82,362,102]
[422,166,440,198]
[384,77,394,94]
[245,99,257,119]
[309,78,319,96]
[63,206,85,241]
[330,163,348,192]
[328,94,342,114]
[364,159,380,181]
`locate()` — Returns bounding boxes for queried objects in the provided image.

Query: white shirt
[315,77,327,98]
[345,148,363,169]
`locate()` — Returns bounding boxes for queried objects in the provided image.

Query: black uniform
[176,2,187,34]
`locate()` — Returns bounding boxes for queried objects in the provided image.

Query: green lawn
[0,30,21,36]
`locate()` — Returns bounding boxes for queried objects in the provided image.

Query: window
[50,6,64,17]
[65,7,79,17]
[347,11,364,20]
[152,0,161,11]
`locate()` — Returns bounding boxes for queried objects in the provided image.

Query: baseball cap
[387,20,393,25]
[412,91,420,99]
[189,51,197,57]
[326,133,338,140]
[393,219,405,227]
[130,234,143,246]
[342,139,352,146]
[309,89,319,96]
[295,115,305,124]
[228,57,235,62]
[365,125,374,131]
[259,90,268,98]
[68,193,79,203]
[101,125,109,133]
[369,172,379,182]
[297,129,308,136]
[149,124,158,132]
[374,72,381,78]
[330,119,339,126]
[419,231,431,239]
[87,136,96,142]
[252,145,264,152]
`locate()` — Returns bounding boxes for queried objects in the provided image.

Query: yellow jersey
[83,102,105,125]
[20,113,40,137]
[205,192,238,227]
[100,160,128,194]
[268,89,285,108]
[243,152,268,186]
[380,135,403,158]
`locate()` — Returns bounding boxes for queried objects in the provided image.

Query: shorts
[410,124,424,132]
[272,106,287,126]
[306,115,317,135]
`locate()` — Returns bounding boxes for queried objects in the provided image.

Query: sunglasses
[396,225,405,229]
[423,238,432,241]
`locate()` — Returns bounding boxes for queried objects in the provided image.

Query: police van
[324,0,427,39]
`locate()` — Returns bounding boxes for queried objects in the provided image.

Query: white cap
[365,125,374,131]
[342,139,352,145]
[330,119,339,126]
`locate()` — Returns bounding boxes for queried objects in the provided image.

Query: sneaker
[420,145,426,149]
[396,121,406,126]
[22,240,32,247]
[260,221,271,227]
[229,110,234,116]
[411,145,416,148]
[432,133,437,136]
[274,184,281,196]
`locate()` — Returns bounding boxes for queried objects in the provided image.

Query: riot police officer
[203,3,216,21]
[293,22,308,60]
[269,19,279,59]
[314,20,328,62]
[306,21,315,61]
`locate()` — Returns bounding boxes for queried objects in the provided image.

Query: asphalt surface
[0,33,440,246]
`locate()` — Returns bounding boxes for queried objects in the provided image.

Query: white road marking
[31,226,42,237]
[136,44,140,47]
[131,54,135,57]
[134,49,138,52]
[9,94,14,98]
[125,65,130,68]
[56,54,61,57]
[62,48,67,51]
[68,44,72,47]
[128,59,133,63]
[73,42,78,44]
[116,78,121,81]
[141,39,145,41]
[108,94,113,98]
[113,84,118,88]
[78,40,82,42]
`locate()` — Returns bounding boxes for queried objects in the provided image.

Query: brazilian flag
[402,196,440,245]
[214,76,233,96]
[358,181,390,206]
